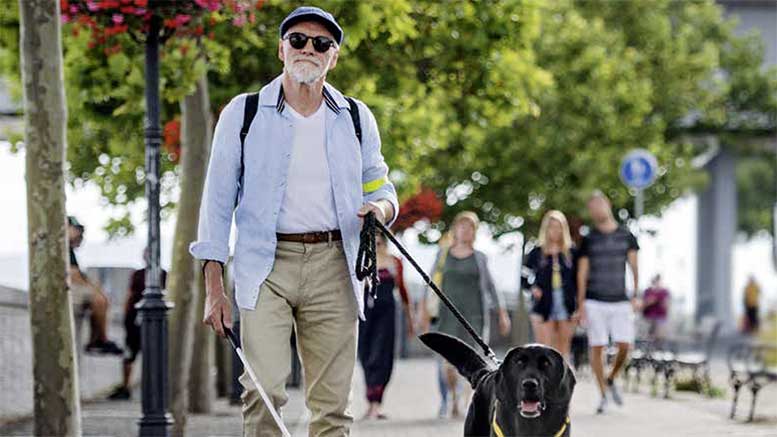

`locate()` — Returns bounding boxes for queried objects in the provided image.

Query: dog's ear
[549,348,576,401]
[419,332,495,388]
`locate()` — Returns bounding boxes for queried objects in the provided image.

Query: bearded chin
[287,61,326,84]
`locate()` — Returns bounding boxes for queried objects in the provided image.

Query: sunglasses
[284,32,336,53]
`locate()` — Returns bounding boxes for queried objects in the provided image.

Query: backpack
[235,92,362,207]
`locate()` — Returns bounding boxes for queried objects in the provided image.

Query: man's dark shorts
[124,318,141,364]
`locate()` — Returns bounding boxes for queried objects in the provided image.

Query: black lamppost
[137,5,173,436]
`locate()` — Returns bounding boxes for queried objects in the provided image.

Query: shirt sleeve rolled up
[189,95,244,264]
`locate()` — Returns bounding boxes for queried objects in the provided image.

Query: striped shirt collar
[259,74,349,115]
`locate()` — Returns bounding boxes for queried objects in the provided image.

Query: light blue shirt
[189,75,398,318]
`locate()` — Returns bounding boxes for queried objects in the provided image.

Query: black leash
[355,213,379,300]
[356,212,498,364]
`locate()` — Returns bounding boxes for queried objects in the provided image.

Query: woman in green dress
[420,211,511,418]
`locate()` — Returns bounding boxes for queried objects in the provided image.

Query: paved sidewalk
[2,357,775,436]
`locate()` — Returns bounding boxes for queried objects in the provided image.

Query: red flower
[174,14,191,26]
[392,188,444,233]
[134,0,148,7]
[103,44,122,56]
[232,15,246,27]
[163,118,181,163]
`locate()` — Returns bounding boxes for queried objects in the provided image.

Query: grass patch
[674,377,726,398]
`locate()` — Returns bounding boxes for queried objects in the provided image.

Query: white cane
[225,327,292,437]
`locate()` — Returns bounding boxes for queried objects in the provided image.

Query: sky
[2,141,776,319]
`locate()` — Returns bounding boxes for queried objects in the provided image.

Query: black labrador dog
[420,332,575,437]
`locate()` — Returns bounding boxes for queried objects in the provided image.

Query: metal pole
[635,189,644,220]
[138,7,173,436]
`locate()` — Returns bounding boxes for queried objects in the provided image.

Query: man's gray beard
[286,59,327,84]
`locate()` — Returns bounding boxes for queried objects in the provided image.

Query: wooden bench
[728,342,777,422]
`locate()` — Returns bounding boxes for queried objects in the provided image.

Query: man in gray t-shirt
[575,192,639,415]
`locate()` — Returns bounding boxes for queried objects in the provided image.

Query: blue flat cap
[279,6,343,45]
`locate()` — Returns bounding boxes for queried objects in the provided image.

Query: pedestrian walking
[357,233,414,420]
[524,210,577,361]
[743,275,761,334]
[641,274,670,346]
[575,191,639,415]
[190,6,398,436]
[108,250,167,400]
[419,211,511,418]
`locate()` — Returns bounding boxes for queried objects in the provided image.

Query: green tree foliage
[1,0,775,239]
[737,153,776,238]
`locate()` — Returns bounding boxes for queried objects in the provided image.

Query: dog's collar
[491,400,571,437]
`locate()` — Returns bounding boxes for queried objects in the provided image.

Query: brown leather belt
[276,230,342,244]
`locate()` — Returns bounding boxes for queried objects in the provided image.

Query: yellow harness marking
[491,400,570,437]
[362,176,387,194]
[492,400,506,437]
[553,416,571,437]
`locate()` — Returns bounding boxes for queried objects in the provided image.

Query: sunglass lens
[312,36,333,53]
[288,33,308,49]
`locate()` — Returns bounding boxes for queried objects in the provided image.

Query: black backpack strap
[236,92,259,207]
[345,96,362,145]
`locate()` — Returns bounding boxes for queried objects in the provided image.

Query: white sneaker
[596,395,608,414]
[608,378,623,406]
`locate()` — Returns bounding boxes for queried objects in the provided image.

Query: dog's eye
[538,357,551,368]
[515,355,527,366]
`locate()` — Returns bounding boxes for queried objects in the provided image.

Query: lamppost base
[138,413,173,437]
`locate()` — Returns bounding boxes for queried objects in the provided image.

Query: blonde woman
[421,211,511,417]
[524,210,577,360]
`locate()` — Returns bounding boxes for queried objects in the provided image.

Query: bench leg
[748,382,761,422]
[729,379,741,419]
[634,365,642,393]
[663,364,674,399]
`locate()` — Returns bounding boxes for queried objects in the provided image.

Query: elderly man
[190,6,398,436]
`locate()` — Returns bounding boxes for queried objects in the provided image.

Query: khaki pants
[240,240,358,437]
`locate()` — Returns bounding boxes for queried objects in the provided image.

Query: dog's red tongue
[520,401,540,413]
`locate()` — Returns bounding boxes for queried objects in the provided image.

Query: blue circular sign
[620,149,658,190]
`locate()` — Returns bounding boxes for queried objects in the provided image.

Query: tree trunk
[168,74,213,437]
[188,265,215,413]
[18,1,81,435]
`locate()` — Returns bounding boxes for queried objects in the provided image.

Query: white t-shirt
[276,102,339,233]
